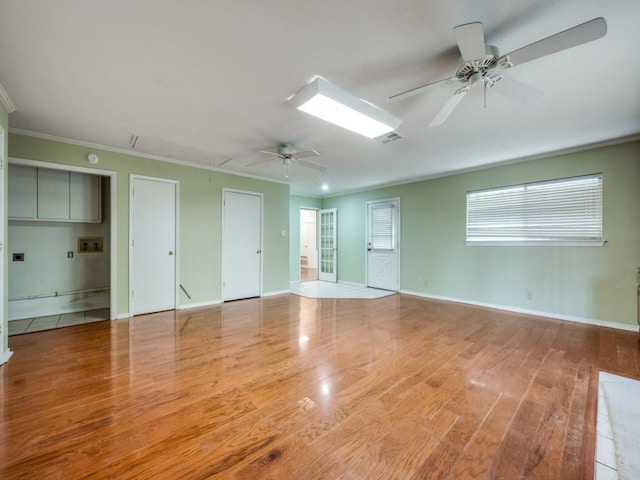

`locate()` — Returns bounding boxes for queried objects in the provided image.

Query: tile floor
[290,280,397,299]
[8,308,110,336]
[595,371,640,479]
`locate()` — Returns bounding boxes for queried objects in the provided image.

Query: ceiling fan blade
[246,157,278,167]
[297,158,327,172]
[387,77,457,103]
[500,17,607,68]
[453,22,486,62]
[293,149,320,159]
[492,76,544,104]
[429,87,469,127]
[259,149,281,157]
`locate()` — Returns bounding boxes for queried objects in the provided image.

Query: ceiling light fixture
[321,183,329,192]
[289,77,401,139]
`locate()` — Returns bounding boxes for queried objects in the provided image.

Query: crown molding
[0,82,16,113]
[8,128,289,186]
[321,133,640,199]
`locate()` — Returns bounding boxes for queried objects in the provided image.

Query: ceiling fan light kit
[290,76,401,138]
[388,17,607,127]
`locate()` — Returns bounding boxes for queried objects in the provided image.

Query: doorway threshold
[290,281,396,299]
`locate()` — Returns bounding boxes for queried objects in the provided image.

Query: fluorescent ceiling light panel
[290,77,401,138]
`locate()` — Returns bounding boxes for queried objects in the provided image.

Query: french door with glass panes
[318,208,337,282]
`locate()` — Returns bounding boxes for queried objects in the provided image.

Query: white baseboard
[178,299,222,310]
[113,312,131,320]
[262,289,290,297]
[1,348,13,365]
[401,290,639,333]
[338,280,366,287]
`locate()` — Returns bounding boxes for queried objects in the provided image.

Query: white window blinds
[466,174,603,245]
[370,204,395,250]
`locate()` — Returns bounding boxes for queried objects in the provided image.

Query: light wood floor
[2,294,639,479]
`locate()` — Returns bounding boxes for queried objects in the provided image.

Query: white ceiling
[0,0,639,196]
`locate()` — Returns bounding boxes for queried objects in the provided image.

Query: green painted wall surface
[321,141,640,328]
[288,195,321,281]
[1,103,8,357]
[8,134,290,316]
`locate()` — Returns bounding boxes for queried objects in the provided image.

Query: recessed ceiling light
[321,183,329,191]
[290,77,401,139]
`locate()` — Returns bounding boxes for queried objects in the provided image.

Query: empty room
[1,1,639,479]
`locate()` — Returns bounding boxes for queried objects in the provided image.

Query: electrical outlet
[12,253,24,262]
[67,251,74,258]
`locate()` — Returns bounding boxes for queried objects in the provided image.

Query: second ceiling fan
[248,143,327,178]
[388,17,607,127]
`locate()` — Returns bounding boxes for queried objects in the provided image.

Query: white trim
[113,312,131,320]
[466,240,606,247]
[221,188,264,301]
[178,299,222,310]
[129,174,180,315]
[0,82,15,113]
[8,156,118,322]
[9,128,289,186]
[1,348,13,365]
[401,290,640,332]
[0,126,5,364]
[320,134,640,199]
[298,206,319,283]
[10,156,116,176]
[338,280,366,287]
[261,289,290,297]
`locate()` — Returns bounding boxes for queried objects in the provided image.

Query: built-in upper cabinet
[8,164,101,223]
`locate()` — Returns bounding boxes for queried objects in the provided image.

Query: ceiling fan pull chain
[484,78,487,112]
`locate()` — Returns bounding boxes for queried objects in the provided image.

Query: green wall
[8,133,290,317]
[288,195,322,281]
[320,141,640,328]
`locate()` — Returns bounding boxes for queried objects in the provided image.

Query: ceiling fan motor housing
[455,45,501,82]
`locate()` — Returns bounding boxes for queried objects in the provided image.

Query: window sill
[466,240,606,247]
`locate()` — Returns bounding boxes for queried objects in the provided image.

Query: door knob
[168,250,174,255]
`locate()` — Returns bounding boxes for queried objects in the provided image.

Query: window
[369,203,395,250]
[466,174,603,246]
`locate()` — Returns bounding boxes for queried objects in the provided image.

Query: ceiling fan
[248,143,327,178]
[388,17,607,127]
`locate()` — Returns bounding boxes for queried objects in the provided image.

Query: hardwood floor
[2,294,639,479]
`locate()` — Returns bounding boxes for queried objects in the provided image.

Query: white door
[318,208,337,282]
[130,176,177,315]
[222,190,262,301]
[366,199,400,291]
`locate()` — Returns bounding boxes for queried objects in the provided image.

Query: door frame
[9,156,118,320]
[299,207,319,282]
[129,174,179,315]
[365,197,401,291]
[221,188,263,301]
[0,127,7,363]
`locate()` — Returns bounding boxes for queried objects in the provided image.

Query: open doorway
[300,208,318,282]
[7,159,116,335]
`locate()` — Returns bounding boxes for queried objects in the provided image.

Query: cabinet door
[8,164,38,219]
[70,173,101,222]
[38,169,70,220]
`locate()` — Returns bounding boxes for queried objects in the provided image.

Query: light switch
[281,230,287,237]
